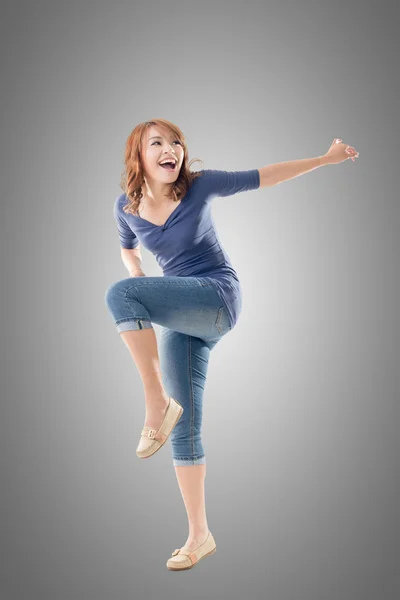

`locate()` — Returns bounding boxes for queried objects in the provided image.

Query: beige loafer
[136,397,183,459]
[166,532,216,571]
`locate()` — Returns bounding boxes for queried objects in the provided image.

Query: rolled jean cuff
[116,318,153,333]
[173,455,206,467]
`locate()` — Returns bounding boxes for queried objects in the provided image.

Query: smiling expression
[141,126,185,182]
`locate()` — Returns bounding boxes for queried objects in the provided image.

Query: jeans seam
[128,280,199,286]
[123,284,153,327]
[188,334,195,458]
[124,284,142,318]
[215,306,223,334]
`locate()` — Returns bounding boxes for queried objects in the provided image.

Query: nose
[163,147,177,157]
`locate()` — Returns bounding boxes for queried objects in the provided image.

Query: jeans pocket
[215,305,231,335]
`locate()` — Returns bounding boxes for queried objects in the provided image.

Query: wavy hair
[119,118,204,217]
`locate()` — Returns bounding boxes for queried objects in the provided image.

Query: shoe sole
[167,546,216,571]
[137,403,183,459]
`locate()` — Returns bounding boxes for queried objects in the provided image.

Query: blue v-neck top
[113,168,260,329]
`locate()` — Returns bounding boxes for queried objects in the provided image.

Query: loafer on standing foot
[166,532,216,571]
[136,397,183,459]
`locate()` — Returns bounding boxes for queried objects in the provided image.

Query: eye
[152,140,182,146]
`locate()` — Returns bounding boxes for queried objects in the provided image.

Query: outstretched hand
[324,138,359,164]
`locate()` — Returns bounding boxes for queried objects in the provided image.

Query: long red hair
[120,118,204,217]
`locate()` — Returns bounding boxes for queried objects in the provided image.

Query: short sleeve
[201,169,260,197]
[113,195,139,249]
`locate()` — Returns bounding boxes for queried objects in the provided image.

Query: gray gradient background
[1,0,398,598]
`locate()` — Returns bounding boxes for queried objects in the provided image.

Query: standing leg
[174,465,210,550]
[159,328,214,550]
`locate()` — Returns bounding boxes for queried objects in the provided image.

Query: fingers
[331,137,359,161]
[345,145,359,160]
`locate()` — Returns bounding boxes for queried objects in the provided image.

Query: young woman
[105,118,358,570]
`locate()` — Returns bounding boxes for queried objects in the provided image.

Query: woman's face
[141,126,184,183]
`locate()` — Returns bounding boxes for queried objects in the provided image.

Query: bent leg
[104,275,231,345]
[104,275,227,445]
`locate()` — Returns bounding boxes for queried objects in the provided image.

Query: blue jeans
[104,275,232,466]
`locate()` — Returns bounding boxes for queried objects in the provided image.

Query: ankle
[188,525,209,539]
[145,392,169,409]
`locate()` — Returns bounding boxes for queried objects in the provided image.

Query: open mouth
[159,161,177,172]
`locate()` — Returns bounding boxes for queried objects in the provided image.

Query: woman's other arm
[258,138,359,188]
[120,247,146,277]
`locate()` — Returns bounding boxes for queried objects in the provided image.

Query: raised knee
[104,282,118,307]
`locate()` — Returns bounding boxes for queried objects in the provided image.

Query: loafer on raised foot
[136,397,183,459]
[166,532,216,571]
